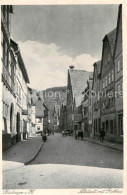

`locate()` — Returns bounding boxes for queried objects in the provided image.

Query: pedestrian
[100,129,105,143]
[62,130,64,136]
[42,131,47,142]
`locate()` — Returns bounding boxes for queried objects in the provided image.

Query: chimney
[69,65,75,70]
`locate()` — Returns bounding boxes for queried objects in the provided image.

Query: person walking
[42,131,47,142]
[100,128,105,143]
[62,130,64,136]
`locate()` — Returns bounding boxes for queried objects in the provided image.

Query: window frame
[117,59,121,73]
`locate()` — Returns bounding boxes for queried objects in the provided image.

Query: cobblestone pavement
[3,133,123,189]
[31,133,123,169]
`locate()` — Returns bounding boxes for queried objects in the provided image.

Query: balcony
[2,64,15,93]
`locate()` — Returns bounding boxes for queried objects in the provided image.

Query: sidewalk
[3,135,44,172]
[83,137,123,151]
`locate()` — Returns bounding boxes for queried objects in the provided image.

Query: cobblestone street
[3,133,123,189]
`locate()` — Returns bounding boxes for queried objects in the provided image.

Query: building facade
[35,97,44,134]
[66,66,92,135]
[60,101,67,132]
[82,76,93,138]
[11,39,30,141]
[100,28,117,142]
[1,5,16,151]
[27,87,33,136]
[43,104,49,132]
[114,5,123,143]
[52,105,60,132]
[92,61,101,138]
[73,95,83,133]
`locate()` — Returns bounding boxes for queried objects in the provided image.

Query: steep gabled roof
[69,69,93,97]
[95,60,101,76]
[103,28,117,57]
[10,39,30,83]
[92,60,101,89]
[114,4,122,58]
[74,94,84,107]
[88,79,93,90]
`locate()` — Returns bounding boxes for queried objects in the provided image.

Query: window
[111,70,114,82]
[105,76,107,87]
[111,97,114,106]
[121,82,123,92]
[118,114,123,136]
[121,56,123,70]
[1,31,3,45]
[103,102,105,109]
[117,84,121,98]
[108,73,111,85]
[74,125,78,131]
[108,53,110,62]
[117,60,121,72]
[89,112,92,120]
[103,79,105,89]
[109,98,111,107]
[96,119,98,133]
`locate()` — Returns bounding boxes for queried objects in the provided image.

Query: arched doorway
[3,117,7,133]
[16,112,20,142]
[10,103,14,133]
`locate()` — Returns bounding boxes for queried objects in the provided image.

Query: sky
[11,5,119,90]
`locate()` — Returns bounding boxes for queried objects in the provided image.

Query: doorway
[16,112,20,142]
